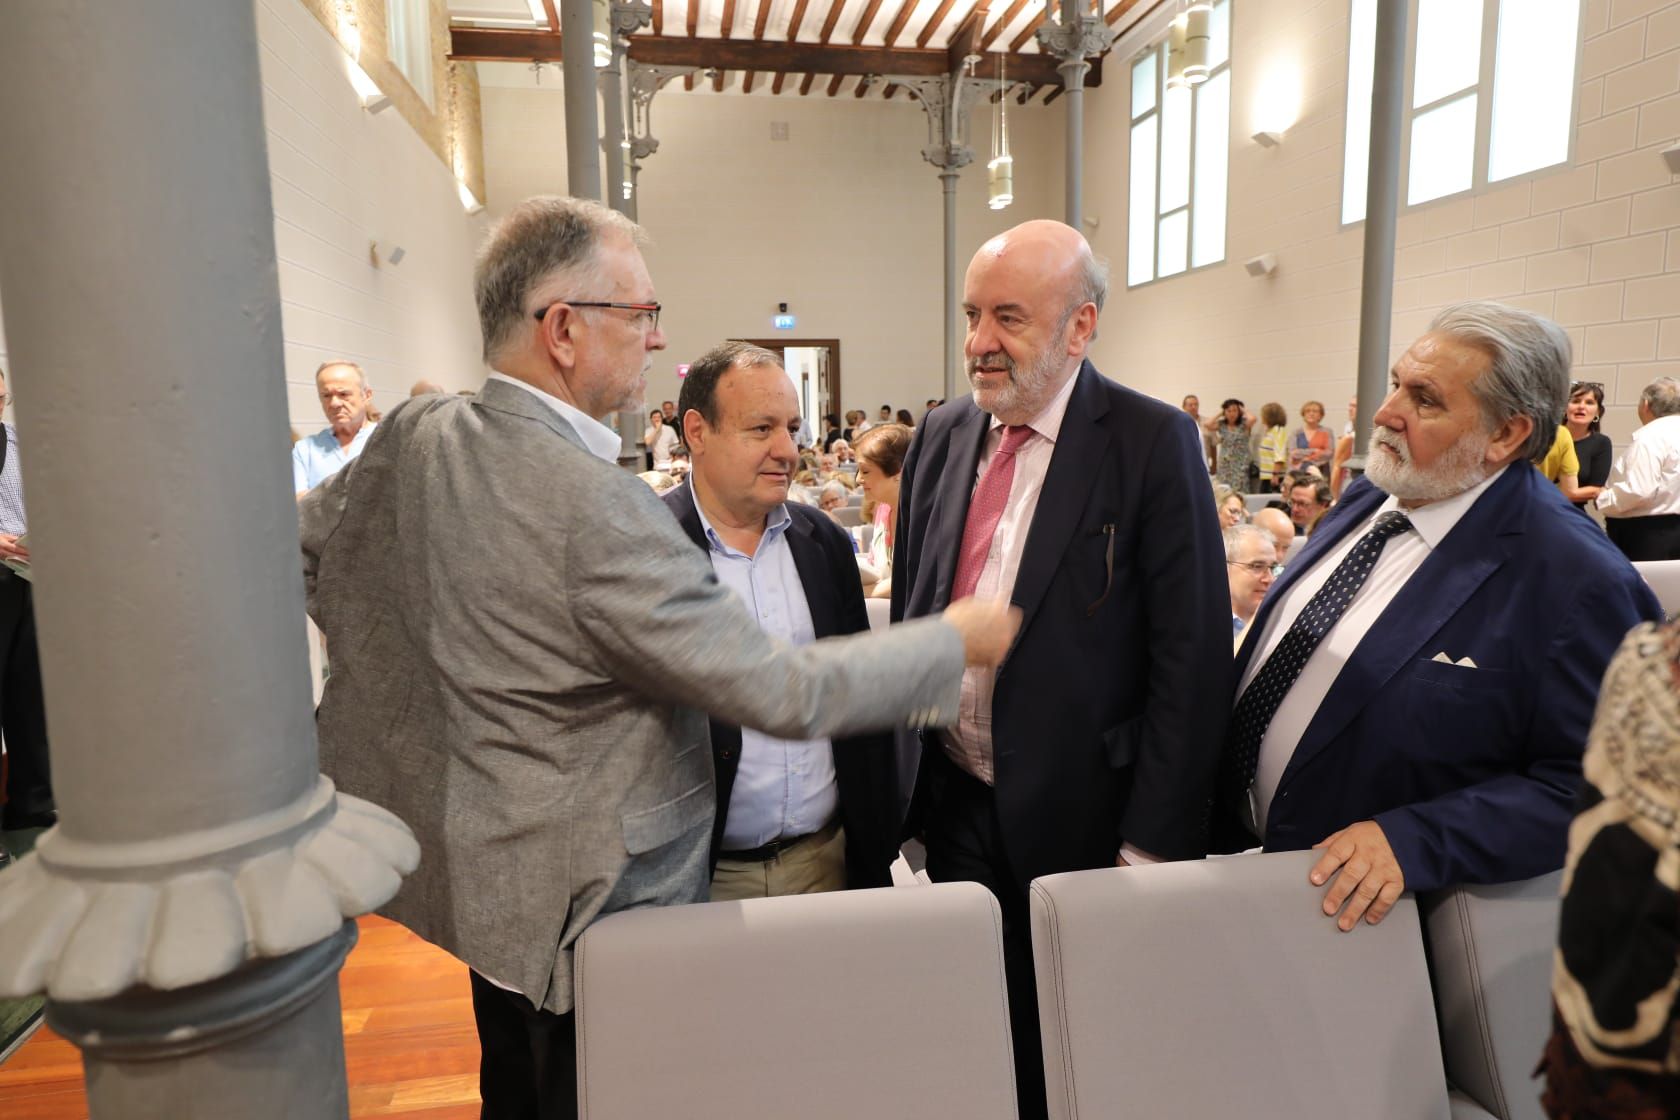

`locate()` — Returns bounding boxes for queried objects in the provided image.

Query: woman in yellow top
[1255,402,1289,492]
[1536,424,1580,495]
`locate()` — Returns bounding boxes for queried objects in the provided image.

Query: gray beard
[1363,425,1493,503]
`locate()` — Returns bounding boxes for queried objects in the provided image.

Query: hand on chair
[1309,821,1404,932]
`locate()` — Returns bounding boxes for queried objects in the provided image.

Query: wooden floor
[0,916,482,1120]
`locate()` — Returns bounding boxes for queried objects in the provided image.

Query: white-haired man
[293,360,375,495]
[1226,522,1277,641]
[1597,376,1680,561]
[299,196,1016,1120]
[1214,301,1660,937]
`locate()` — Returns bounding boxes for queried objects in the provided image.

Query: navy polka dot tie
[1222,510,1414,808]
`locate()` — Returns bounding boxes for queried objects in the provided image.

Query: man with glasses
[1225,523,1278,643]
[0,368,53,868]
[300,196,1017,1120]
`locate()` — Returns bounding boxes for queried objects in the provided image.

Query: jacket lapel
[668,480,708,551]
[1009,362,1113,640]
[474,376,586,451]
[1274,466,1526,792]
[926,403,992,609]
[784,513,840,638]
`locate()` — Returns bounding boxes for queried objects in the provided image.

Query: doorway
[738,338,841,433]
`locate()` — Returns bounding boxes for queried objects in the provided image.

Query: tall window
[1343,0,1581,224]
[388,0,435,107]
[1128,1,1232,288]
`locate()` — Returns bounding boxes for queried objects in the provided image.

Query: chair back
[1421,873,1562,1120]
[576,882,1018,1120]
[1029,851,1449,1120]
[1633,559,1680,617]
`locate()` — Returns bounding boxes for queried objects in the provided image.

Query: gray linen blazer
[300,377,961,1013]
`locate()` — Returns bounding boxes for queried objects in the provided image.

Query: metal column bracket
[1038,2,1115,227]
[897,72,991,175]
[624,60,699,216]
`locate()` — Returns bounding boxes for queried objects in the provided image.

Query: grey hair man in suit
[663,340,899,900]
[300,196,1017,1120]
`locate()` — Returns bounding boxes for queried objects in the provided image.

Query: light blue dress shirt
[292,423,375,492]
[692,491,839,849]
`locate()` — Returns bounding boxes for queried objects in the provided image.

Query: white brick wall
[1083,0,1680,451]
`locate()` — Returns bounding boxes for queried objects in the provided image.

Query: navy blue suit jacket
[662,481,898,888]
[1220,463,1661,892]
[892,361,1231,886]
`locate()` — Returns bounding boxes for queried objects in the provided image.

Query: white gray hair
[474,195,646,365]
[1641,377,1680,418]
[1428,300,1571,462]
[1223,522,1274,563]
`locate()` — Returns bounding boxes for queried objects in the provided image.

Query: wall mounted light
[1166,15,1188,91]
[1244,253,1278,277]
[370,240,407,267]
[1252,130,1283,147]
[1663,142,1680,174]
[1251,60,1303,142]
[1183,2,1212,85]
[457,180,484,215]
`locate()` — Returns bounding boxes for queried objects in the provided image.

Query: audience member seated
[409,379,446,396]
[1212,300,1661,934]
[1212,483,1246,529]
[1287,477,1332,537]
[636,470,677,494]
[1256,402,1289,492]
[1598,376,1680,561]
[1251,506,1295,566]
[1543,620,1680,1118]
[854,423,910,599]
[662,341,899,900]
[1562,380,1611,511]
[1225,522,1277,646]
[896,408,916,427]
[831,439,856,465]
[1288,399,1333,474]
[817,480,849,513]
[293,359,377,496]
[821,413,843,452]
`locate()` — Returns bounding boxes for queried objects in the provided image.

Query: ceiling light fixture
[988,54,1014,211]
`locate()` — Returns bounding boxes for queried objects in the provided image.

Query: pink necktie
[952,425,1033,602]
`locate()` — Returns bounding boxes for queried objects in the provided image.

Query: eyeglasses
[1227,560,1282,576]
[534,300,661,331]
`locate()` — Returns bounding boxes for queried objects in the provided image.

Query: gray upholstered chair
[574,881,1018,1120]
[1029,850,1451,1119]
[1421,873,1562,1120]
[1633,559,1680,617]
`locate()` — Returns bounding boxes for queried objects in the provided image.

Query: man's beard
[967,321,1070,423]
[1363,424,1492,503]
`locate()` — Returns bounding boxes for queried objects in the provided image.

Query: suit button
[720,748,735,759]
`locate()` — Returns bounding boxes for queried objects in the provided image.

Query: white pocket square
[1430,652,1478,668]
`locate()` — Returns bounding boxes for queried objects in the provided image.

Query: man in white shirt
[1215,301,1660,935]
[292,361,376,495]
[1226,523,1277,641]
[1598,376,1680,560]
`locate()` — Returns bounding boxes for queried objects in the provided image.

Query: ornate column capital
[1036,10,1116,73]
[897,74,990,173]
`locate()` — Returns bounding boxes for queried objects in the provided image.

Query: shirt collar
[313,421,374,449]
[986,361,1081,444]
[1373,462,1510,551]
[690,483,791,559]
[486,372,623,463]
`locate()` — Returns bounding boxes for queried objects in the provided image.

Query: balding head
[964,221,1110,425]
[410,379,446,396]
[1251,507,1294,562]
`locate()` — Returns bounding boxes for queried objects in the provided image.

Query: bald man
[892,221,1230,1119]
[1252,506,1295,564]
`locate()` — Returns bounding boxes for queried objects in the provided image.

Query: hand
[941,598,1022,668]
[0,534,30,563]
[1310,821,1404,931]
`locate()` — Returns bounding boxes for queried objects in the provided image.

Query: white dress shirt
[943,369,1081,784]
[487,372,623,463]
[691,492,839,849]
[1597,413,1680,517]
[1239,465,1510,833]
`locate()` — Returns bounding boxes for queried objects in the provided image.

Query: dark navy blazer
[892,361,1232,886]
[1220,463,1662,892]
[663,481,898,889]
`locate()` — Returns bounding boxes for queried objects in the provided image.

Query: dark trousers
[469,971,578,1120]
[1607,513,1680,562]
[921,749,1048,1120]
[0,573,52,829]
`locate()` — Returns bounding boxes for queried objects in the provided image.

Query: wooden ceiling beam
[880,0,917,46]
[752,0,775,37]
[1009,7,1046,51]
[772,70,789,92]
[799,72,817,94]
[541,0,561,32]
[447,29,1098,86]
[978,0,1030,50]
[687,0,701,35]
[817,0,846,41]
[1042,83,1063,103]
[851,0,887,44]
[1105,0,1154,27]
[943,1,987,65]
[786,0,813,38]
[720,0,738,37]
[914,0,960,47]
[826,73,846,94]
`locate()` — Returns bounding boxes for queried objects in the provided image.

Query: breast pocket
[1401,658,1521,763]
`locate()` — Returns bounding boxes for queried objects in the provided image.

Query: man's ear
[1486,413,1535,465]
[681,409,706,454]
[539,304,579,370]
[1065,302,1098,357]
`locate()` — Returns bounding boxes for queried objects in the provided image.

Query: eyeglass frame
[1227,559,1283,577]
[533,300,661,332]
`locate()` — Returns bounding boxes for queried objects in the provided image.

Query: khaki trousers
[709,821,848,901]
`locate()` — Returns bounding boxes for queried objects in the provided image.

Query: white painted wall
[479,74,1066,419]
[1083,0,1680,449]
[256,0,487,435]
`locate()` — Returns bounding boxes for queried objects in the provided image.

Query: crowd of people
[1,194,1668,1119]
